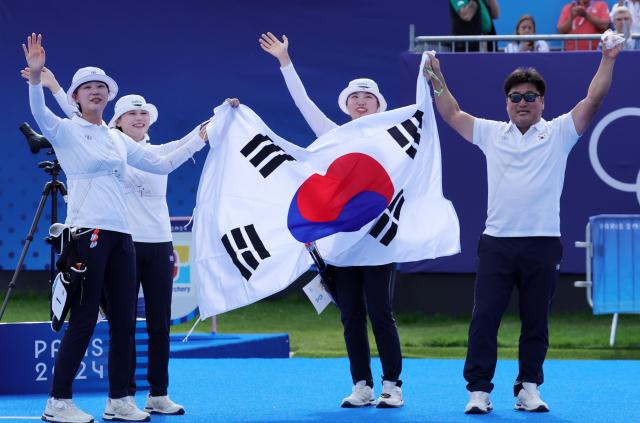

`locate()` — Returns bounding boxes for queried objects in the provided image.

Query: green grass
[3,292,639,359]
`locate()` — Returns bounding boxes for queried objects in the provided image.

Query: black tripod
[0,157,67,321]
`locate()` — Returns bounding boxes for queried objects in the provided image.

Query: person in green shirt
[449,0,500,51]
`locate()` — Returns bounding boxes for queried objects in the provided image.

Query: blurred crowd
[449,0,639,51]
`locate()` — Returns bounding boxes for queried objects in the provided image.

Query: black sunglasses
[507,91,541,103]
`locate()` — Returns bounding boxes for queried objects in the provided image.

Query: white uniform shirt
[472,113,580,237]
[123,131,201,242]
[29,83,206,234]
[52,89,203,242]
[280,63,338,137]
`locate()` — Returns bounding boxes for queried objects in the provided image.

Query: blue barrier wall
[0,1,449,271]
[399,51,640,273]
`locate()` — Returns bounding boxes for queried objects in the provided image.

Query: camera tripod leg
[0,182,52,321]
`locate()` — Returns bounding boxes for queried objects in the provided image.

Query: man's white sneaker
[464,391,493,414]
[145,394,185,415]
[42,398,94,423]
[103,397,150,422]
[514,382,549,412]
[376,380,404,408]
[341,380,376,408]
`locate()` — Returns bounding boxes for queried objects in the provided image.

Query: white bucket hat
[66,66,118,106]
[108,94,159,128]
[337,78,387,115]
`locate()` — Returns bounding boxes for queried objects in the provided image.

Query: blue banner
[0,321,150,394]
[399,52,640,273]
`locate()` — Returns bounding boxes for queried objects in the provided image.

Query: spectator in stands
[449,0,500,52]
[505,15,550,53]
[611,0,640,34]
[557,0,610,50]
[611,6,638,49]
[425,37,620,415]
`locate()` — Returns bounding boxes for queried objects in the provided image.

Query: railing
[409,24,640,52]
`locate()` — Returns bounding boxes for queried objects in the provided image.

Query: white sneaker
[103,397,150,422]
[376,380,404,408]
[341,380,376,408]
[42,398,94,423]
[514,382,549,412]
[145,394,185,415]
[464,391,492,414]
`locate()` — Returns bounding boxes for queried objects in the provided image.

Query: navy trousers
[331,263,402,387]
[463,235,562,394]
[129,241,174,397]
[51,230,137,399]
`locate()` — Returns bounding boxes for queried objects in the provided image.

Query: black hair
[73,80,110,113]
[72,87,83,113]
[503,67,546,96]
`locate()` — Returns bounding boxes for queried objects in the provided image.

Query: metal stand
[0,159,66,321]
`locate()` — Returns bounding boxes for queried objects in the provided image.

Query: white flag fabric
[192,53,460,317]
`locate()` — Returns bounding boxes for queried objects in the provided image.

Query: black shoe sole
[341,401,375,408]
[465,406,492,414]
[42,413,94,422]
[515,405,549,412]
[376,401,404,409]
[102,415,150,422]
[145,408,186,415]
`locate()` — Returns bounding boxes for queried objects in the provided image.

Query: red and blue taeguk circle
[287,153,394,243]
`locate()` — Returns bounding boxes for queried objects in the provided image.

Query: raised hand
[225,97,240,108]
[603,43,622,60]
[20,66,62,92]
[423,53,443,80]
[259,32,291,67]
[423,53,446,97]
[22,33,46,75]
[198,120,210,142]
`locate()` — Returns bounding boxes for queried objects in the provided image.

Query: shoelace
[53,401,70,410]
[54,399,74,410]
[112,399,135,412]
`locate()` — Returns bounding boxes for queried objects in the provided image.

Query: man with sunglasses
[424,42,620,414]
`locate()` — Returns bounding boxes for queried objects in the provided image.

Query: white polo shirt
[472,113,580,237]
[124,130,201,243]
[29,83,206,234]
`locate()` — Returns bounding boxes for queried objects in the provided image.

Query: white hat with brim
[108,94,158,128]
[337,78,387,115]
[66,66,118,106]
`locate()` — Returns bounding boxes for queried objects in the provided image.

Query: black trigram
[387,110,424,159]
[221,224,271,280]
[240,134,295,178]
[369,190,405,246]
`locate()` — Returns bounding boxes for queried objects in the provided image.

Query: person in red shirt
[557,0,611,50]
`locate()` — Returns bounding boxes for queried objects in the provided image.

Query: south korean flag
[192,52,460,317]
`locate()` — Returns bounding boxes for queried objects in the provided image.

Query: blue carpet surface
[0,358,636,422]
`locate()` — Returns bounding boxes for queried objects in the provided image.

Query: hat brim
[337,86,387,115]
[67,74,119,106]
[108,103,158,128]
